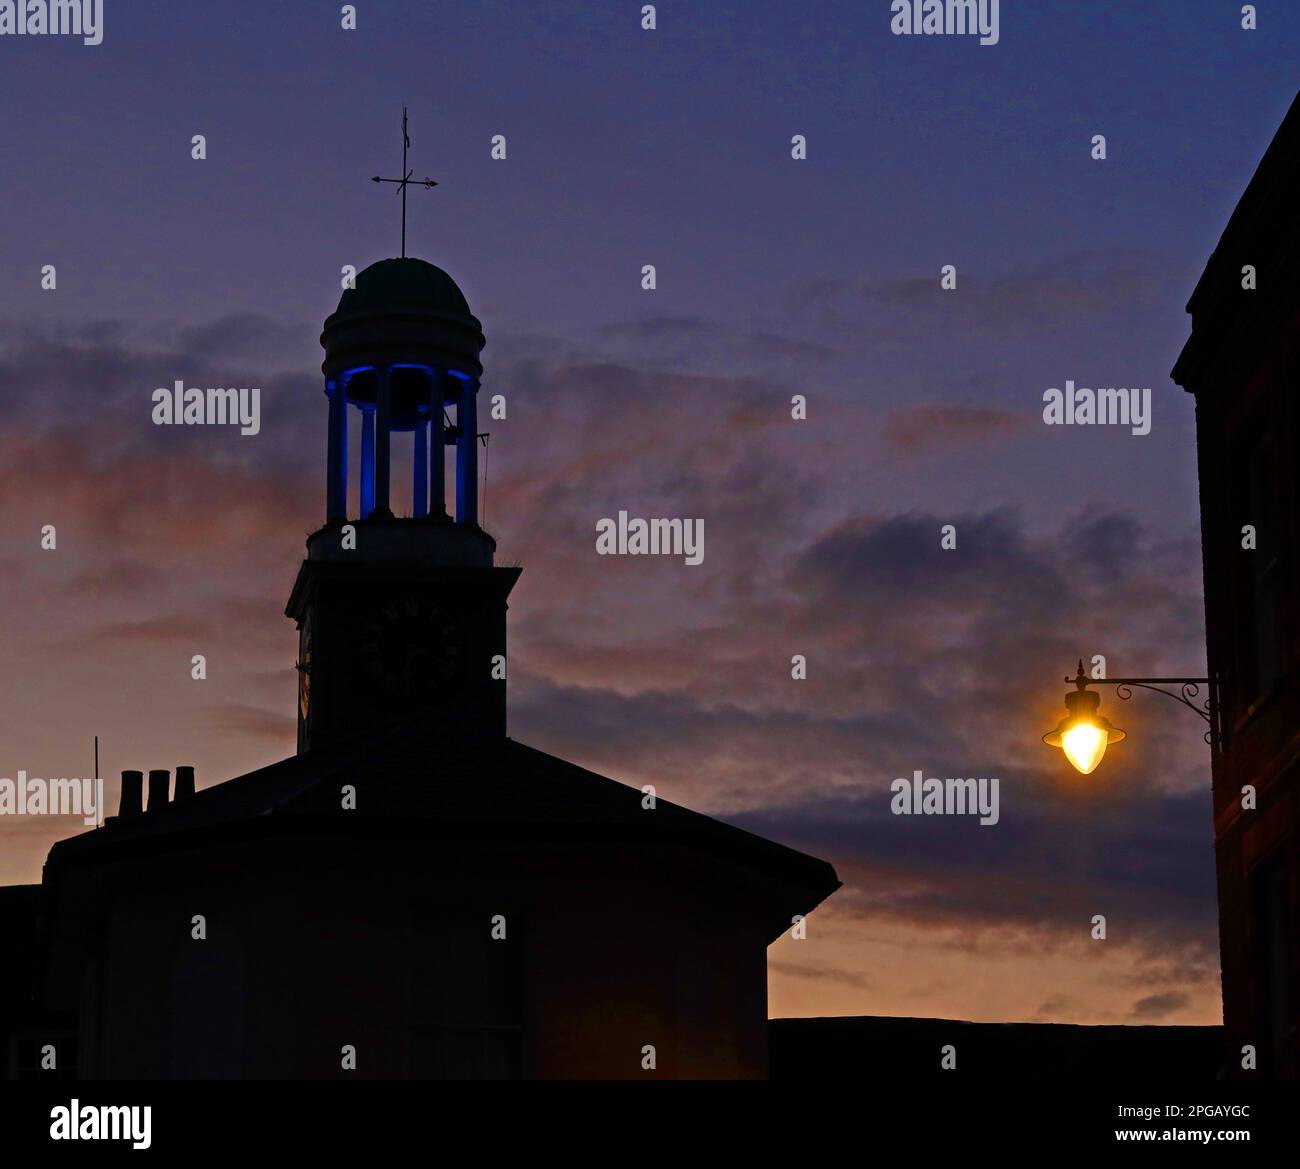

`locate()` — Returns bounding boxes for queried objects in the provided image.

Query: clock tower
[286,257,519,753]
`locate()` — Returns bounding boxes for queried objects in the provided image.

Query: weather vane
[372,106,437,258]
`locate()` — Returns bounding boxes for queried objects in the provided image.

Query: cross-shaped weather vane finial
[372,106,437,258]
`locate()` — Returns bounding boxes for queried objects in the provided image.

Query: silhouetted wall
[41,835,771,1080]
[770,1016,1224,1080]
[1173,90,1300,1081]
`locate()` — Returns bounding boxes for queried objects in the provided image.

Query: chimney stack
[147,769,170,812]
[119,770,143,818]
[174,765,195,801]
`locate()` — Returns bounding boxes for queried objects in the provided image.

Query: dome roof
[335,258,472,317]
[320,256,485,383]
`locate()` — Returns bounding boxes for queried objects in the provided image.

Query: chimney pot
[119,770,143,818]
[174,765,196,801]
[147,769,170,812]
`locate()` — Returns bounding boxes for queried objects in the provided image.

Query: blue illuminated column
[326,377,348,522]
[413,412,428,518]
[455,377,478,526]
[375,365,392,515]
[431,370,446,517]
[360,406,375,518]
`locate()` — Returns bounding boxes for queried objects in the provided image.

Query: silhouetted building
[1173,91,1300,1079]
[0,885,75,1078]
[770,1017,1224,1081]
[10,257,839,1079]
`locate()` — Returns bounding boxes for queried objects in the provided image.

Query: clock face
[298,609,313,723]
[359,596,464,700]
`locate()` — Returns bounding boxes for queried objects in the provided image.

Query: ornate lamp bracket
[1065,661,1217,745]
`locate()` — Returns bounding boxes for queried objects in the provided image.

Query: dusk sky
[3,1,1298,1026]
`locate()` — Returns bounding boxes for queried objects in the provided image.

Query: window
[1238,430,1282,705]
[410,1025,522,1079]
[9,1032,77,1080]
[1252,853,1295,1077]
[408,912,523,1080]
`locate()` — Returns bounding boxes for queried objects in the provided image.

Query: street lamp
[1042,683,1125,774]
[1043,661,1214,775]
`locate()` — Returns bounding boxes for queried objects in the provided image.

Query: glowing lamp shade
[1043,689,1126,775]
[1060,721,1109,774]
